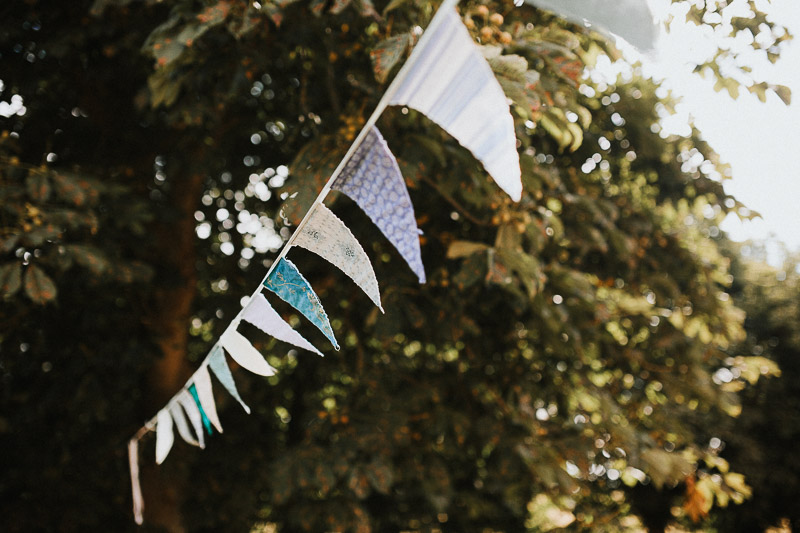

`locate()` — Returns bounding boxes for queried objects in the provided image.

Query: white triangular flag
[192,365,223,433]
[220,327,278,376]
[168,401,200,447]
[242,293,323,356]
[177,390,205,449]
[524,0,657,51]
[294,203,383,311]
[155,408,174,465]
[389,9,521,201]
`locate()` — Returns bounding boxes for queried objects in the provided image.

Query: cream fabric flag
[389,9,521,201]
[168,401,200,447]
[177,390,206,449]
[294,204,383,311]
[193,365,223,433]
[220,326,277,376]
[155,408,174,465]
[242,293,323,356]
[128,438,144,525]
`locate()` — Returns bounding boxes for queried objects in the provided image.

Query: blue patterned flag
[388,10,521,201]
[264,257,339,350]
[334,126,426,283]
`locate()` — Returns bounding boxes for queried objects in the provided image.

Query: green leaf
[0,235,19,254]
[283,135,344,225]
[347,467,371,499]
[51,173,97,207]
[365,457,394,494]
[24,264,57,304]
[144,1,232,68]
[370,33,411,84]
[773,84,792,105]
[446,240,489,259]
[382,0,409,15]
[26,173,51,202]
[0,262,22,297]
[66,244,111,276]
[22,225,62,247]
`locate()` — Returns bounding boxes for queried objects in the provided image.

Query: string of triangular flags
[128,0,522,524]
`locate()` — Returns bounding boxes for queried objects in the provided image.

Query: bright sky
[643,0,800,259]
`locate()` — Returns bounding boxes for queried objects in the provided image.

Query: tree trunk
[141,170,205,532]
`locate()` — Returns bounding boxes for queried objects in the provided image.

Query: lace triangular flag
[208,345,251,413]
[294,203,383,311]
[389,10,521,201]
[334,126,425,283]
[242,292,323,356]
[264,257,339,349]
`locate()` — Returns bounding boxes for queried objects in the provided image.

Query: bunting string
[127,0,526,523]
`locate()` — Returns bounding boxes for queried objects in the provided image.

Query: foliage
[0,0,793,532]
[703,245,800,532]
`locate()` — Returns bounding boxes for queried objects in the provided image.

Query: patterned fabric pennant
[242,293,323,356]
[388,10,522,201]
[208,345,251,413]
[220,328,277,377]
[264,257,339,350]
[155,409,174,465]
[177,390,206,447]
[334,126,426,283]
[188,384,214,436]
[294,203,383,311]
[128,438,144,525]
[192,366,223,433]
[168,401,200,447]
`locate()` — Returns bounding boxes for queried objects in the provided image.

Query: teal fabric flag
[264,257,339,350]
[188,384,213,436]
[208,346,251,414]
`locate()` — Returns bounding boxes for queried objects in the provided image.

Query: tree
[0,0,791,531]
[706,244,800,532]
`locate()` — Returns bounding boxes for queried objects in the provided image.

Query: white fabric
[242,293,323,356]
[128,438,144,525]
[176,390,205,449]
[524,0,657,51]
[389,10,521,201]
[294,204,384,311]
[220,327,278,376]
[193,365,223,433]
[168,401,200,447]
[155,409,174,465]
